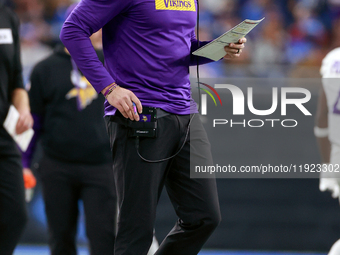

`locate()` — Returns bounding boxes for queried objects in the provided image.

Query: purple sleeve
[21,114,43,168]
[190,31,218,66]
[60,0,131,93]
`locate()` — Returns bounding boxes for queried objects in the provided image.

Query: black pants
[0,155,27,255]
[106,113,221,255]
[39,155,116,255]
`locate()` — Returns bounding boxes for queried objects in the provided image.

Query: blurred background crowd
[3,0,340,82]
[197,0,340,78]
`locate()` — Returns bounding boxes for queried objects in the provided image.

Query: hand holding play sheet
[3,105,34,152]
[193,18,265,61]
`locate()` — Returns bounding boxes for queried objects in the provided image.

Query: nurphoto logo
[198,83,312,128]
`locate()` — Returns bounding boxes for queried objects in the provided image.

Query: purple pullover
[60,0,213,115]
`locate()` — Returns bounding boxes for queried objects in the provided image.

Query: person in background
[315,47,340,255]
[23,4,159,254]
[22,31,116,255]
[0,1,34,254]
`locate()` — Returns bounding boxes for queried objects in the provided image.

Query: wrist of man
[18,107,30,113]
[314,126,329,138]
[14,102,31,114]
[102,83,119,99]
[17,108,31,117]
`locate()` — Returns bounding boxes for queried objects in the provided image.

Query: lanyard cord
[135,114,196,163]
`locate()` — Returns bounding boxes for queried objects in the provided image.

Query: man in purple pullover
[60,1,246,254]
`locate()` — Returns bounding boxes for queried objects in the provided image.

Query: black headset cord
[135,114,195,163]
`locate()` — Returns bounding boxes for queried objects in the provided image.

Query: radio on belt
[130,106,157,138]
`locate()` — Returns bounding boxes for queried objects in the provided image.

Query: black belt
[109,108,170,129]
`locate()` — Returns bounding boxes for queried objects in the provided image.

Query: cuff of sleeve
[93,77,116,94]
[22,158,30,168]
